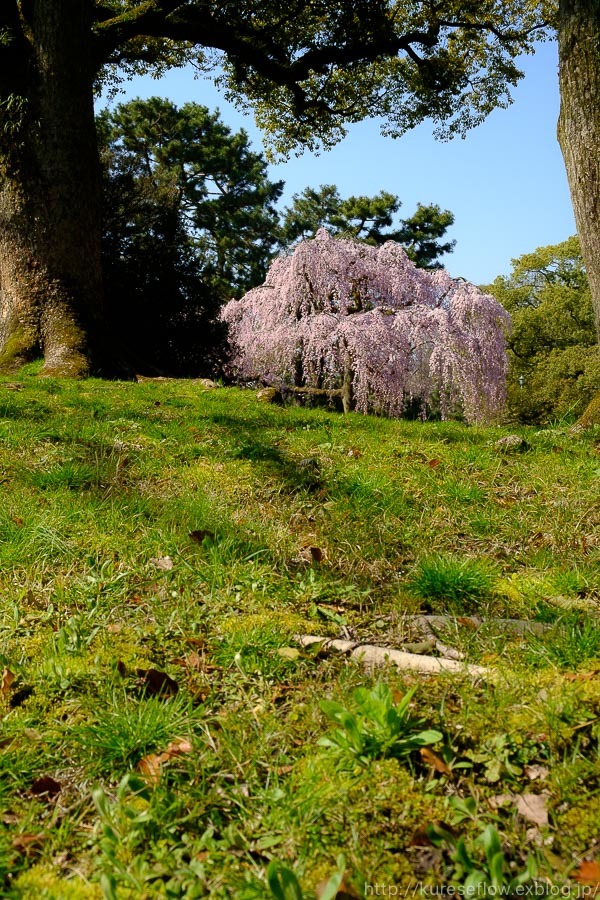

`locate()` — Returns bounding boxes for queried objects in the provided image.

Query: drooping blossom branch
[222,230,511,423]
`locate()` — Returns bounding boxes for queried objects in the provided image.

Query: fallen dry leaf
[490,792,549,828]
[573,859,600,888]
[419,747,452,776]
[11,833,45,856]
[517,793,549,828]
[1,667,15,694]
[137,738,193,785]
[136,667,179,698]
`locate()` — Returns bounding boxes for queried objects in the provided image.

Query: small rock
[256,387,282,404]
[495,434,529,452]
[149,556,174,571]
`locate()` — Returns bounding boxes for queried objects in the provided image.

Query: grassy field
[0,370,599,898]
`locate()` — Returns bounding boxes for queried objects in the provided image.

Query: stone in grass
[495,434,529,453]
[256,386,283,404]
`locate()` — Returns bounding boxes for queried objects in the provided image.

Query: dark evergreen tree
[280,185,455,268]
[98,97,283,374]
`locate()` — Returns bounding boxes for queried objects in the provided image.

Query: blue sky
[100,39,575,286]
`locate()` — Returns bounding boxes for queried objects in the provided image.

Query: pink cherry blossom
[222,230,510,423]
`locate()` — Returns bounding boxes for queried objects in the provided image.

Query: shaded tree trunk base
[578,392,600,427]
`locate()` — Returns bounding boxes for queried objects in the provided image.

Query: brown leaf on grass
[517,793,549,828]
[30,776,61,798]
[1,667,15,694]
[137,753,163,785]
[573,860,600,888]
[490,792,549,828]
[564,670,600,682]
[427,459,442,468]
[137,738,193,785]
[136,667,179,698]
[11,833,45,856]
[184,651,204,670]
[419,747,452,776]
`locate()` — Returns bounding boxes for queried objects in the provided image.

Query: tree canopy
[280,186,455,268]
[84,1,555,156]
[486,236,600,422]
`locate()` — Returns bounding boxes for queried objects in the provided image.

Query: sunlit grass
[0,372,599,895]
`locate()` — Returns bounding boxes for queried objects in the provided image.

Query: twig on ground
[295,634,491,678]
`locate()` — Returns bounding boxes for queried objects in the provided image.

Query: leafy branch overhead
[89,2,555,153]
[35,2,549,155]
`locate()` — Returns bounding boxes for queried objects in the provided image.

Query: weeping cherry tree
[223,230,511,424]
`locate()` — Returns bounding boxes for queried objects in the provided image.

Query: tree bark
[558,0,600,341]
[0,1,103,376]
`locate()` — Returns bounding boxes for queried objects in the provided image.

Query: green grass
[0,373,599,896]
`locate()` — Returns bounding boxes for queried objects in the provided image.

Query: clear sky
[99,39,575,286]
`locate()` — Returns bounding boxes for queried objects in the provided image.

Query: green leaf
[266,860,304,900]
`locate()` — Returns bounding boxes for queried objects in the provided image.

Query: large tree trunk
[0,1,103,376]
[558,0,600,341]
